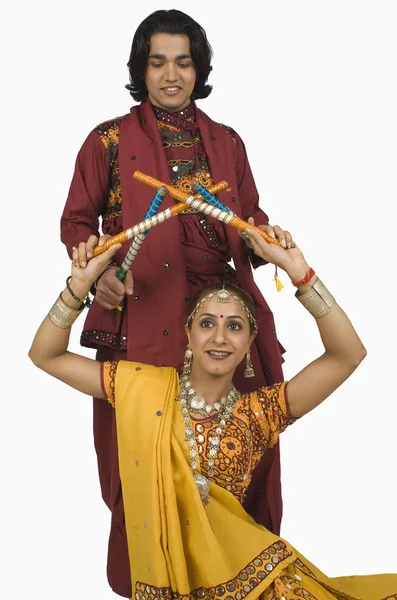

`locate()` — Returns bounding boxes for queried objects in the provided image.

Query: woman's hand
[239,218,294,250]
[72,234,111,268]
[246,227,310,283]
[69,242,122,302]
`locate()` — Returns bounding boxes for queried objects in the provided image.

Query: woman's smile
[206,350,232,360]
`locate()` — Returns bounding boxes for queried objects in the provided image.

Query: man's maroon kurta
[61,99,285,598]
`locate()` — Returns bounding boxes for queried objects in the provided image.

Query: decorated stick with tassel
[116,187,167,282]
[133,171,285,292]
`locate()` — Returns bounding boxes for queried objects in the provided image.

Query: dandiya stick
[133,170,281,246]
[93,191,281,257]
[133,171,229,207]
[172,196,281,246]
[191,180,233,214]
[116,187,167,282]
[116,178,230,281]
[93,177,234,258]
[93,202,188,257]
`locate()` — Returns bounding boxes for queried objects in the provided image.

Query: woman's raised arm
[246,229,367,419]
[29,243,122,399]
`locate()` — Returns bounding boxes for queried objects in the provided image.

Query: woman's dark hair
[126,9,213,102]
[187,283,257,335]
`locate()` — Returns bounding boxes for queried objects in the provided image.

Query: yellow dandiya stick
[133,170,281,246]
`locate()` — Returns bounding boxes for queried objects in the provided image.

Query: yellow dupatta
[114,361,397,600]
[114,361,296,598]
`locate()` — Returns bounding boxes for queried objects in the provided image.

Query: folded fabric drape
[115,361,397,600]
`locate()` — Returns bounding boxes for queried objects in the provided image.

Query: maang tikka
[186,286,258,331]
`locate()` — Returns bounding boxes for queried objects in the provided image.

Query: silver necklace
[177,376,239,505]
[178,374,238,416]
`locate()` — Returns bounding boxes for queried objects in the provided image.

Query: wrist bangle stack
[66,276,91,307]
[48,294,84,329]
[295,276,335,319]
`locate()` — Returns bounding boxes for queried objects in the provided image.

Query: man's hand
[96,267,134,310]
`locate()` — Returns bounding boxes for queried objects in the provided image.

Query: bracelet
[48,294,84,329]
[66,276,91,307]
[295,276,335,319]
[291,267,315,287]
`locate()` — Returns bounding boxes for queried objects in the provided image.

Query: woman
[29,229,397,599]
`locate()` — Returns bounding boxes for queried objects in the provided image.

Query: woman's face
[145,33,196,113]
[186,295,256,380]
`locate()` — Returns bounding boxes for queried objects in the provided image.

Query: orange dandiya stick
[92,202,187,256]
[133,172,233,214]
[133,171,230,200]
[92,182,231,257]
[133,170,281,246]
[92,190,281,258]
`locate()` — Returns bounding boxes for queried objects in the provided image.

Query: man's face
[145,33,196,113]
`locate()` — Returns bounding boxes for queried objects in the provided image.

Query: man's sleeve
[60,130,111,258]
[235,133,270,268]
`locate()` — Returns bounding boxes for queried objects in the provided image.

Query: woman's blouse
[102,362,295,505]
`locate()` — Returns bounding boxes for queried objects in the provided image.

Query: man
[61,9,290,598]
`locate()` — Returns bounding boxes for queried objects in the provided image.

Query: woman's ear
[248,330,257,351]
[185,325,191,345]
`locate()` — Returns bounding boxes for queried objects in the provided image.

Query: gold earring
[182,347,193,376]
[244,350,255,378]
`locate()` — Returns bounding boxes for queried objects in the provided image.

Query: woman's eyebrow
[199,313,244,320]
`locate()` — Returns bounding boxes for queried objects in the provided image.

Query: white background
[2,1,397,598]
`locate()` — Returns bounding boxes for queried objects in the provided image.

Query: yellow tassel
[274,276,284,292]
[116,304,123,312]
[274,266,284,292]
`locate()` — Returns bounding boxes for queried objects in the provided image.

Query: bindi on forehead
[198,311,245,322]
[187,287,257,331]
